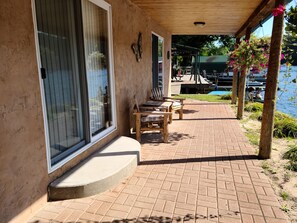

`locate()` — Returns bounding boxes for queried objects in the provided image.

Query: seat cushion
[172,101,181,107]
[172,101,182,110]
[141,115,164,122]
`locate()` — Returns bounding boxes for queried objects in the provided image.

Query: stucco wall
[110,0,172,134]
[0,0,171,222]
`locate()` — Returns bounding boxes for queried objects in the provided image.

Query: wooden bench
[150,88,185,121]
[133,98,171,143]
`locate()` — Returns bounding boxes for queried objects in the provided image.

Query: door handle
[41,68,46,79]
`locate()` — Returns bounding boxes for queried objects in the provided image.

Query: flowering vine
[272,4,285,17]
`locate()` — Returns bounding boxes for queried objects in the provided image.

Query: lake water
[277,65,297,118]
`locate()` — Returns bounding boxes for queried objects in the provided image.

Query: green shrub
[283,145,297,161]
[220,93,232,100]
[273,114,297,138]
[249,111,263,120]
[274,111,291,121]
[283,145,297,171]
[244,102,263,112]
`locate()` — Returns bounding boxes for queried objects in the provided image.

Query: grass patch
[283,172,292,182]
[249,111,263,120]
[283,145,297,171]
[261,161,270,170]
[280,190,290,201]
[244,102,263,112]
[281,204,290,213]
[245,110,297,139]
[261,161,277,174]
[273,113,297,138]
[176,94,227,103]
[246,131,260,146]
[220,93,232,100]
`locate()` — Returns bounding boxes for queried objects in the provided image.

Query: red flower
[272,4,285,17]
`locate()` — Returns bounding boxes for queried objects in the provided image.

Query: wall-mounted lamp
[194,21,206,28]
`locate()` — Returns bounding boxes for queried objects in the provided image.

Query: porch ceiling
[130,0,275,37]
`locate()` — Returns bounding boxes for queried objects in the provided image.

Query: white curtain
[82,0,111,136]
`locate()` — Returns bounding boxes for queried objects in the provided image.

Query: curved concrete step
[48,136,141,200]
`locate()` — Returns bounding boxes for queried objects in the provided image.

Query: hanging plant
[227,37,270,73]
[272,4,285,17]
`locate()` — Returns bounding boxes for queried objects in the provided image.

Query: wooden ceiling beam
[235,0,273,38]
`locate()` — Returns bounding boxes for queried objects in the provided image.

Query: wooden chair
[133,98,171,143]
[150,88,185,120]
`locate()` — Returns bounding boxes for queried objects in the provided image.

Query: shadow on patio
[140,155,259,166]
[30,210,241,222]
[28,101,288,223]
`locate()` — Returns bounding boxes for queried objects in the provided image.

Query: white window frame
[152,32,165,93]
[31,0,117,173]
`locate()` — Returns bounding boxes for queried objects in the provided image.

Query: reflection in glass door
[152,33,164,91]
[82,0,113,137]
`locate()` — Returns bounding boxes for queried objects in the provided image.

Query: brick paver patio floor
[28,101,288,223]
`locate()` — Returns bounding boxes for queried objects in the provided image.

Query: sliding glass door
[34,0,115,169]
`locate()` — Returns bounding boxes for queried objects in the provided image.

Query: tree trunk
[237,68,248,119]
[237,28,251,119]
[231,38,241,104]
[259,0,285,159]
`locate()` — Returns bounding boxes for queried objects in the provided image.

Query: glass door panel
[35,0,85,165]
[82,0,113,136]
[158,38,164,91]
[152,34,159,89]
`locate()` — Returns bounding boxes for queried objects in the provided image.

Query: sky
[254,0,297,37]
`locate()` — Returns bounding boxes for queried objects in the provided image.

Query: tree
[172,35,235,53]
[283,5,297,65]
[281,5,297,106]
[200,41,231,56]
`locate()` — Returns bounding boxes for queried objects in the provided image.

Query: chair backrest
[151,88,163,100]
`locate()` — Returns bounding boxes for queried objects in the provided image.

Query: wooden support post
[259,0,285,159]
[135,113,141,142]
[237,68,248,119]
[163,114,169,142]
[231,38,241,104]
[179,105,183,120]
[237,27,251,119]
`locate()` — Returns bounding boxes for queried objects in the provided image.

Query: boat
[206,69,267,87]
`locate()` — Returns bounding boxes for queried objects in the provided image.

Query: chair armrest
[139,106,160,111]
[163,97,185,105]
[164,96,185,101]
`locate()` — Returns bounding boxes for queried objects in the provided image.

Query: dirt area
[238,108,297,222]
